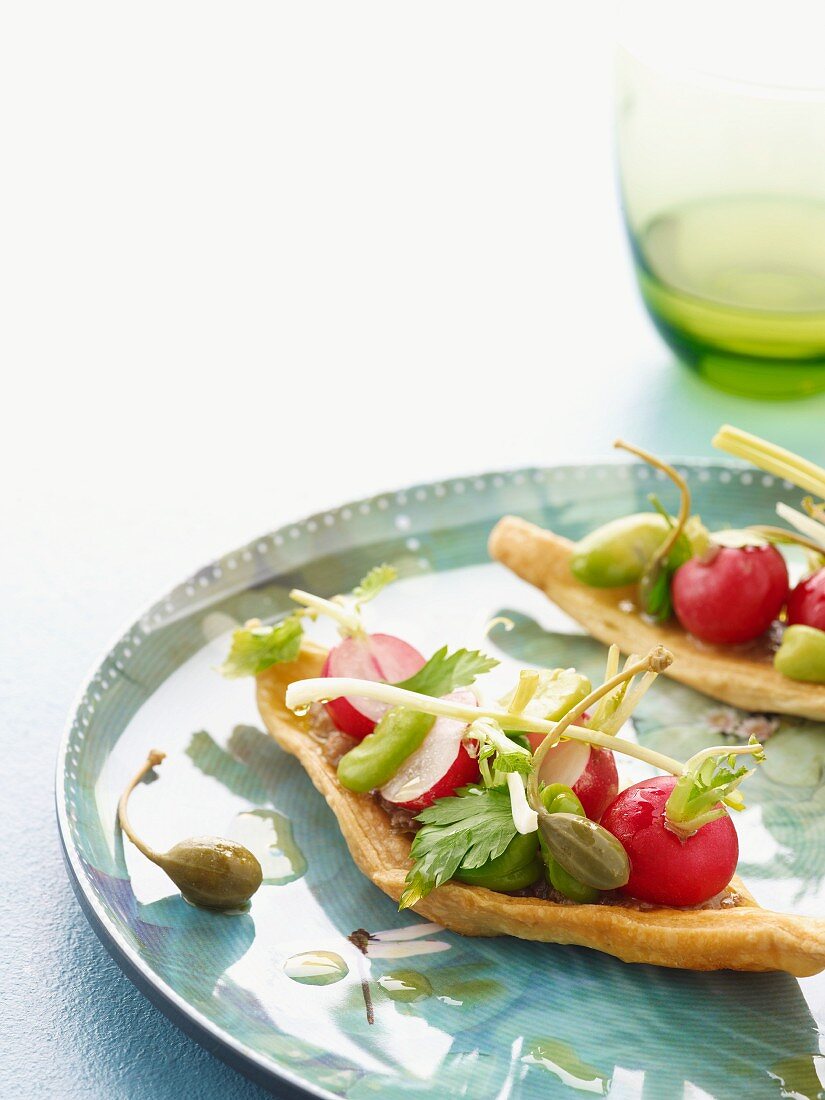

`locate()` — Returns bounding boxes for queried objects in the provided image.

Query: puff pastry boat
[489,515,825,723]
[257,643,825,976]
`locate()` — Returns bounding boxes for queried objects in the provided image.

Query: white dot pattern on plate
[59,460,755,845]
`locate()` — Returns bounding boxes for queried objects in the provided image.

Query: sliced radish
[323,633,425,740]
[536,740,618,823]
[380,689,479,812]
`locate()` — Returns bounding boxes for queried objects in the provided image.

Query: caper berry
[538,812,630,891]
[570,513,672,588]
[159,836,263,909]
[118,750,263,910]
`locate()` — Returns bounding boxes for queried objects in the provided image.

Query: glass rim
[617,0,825,100]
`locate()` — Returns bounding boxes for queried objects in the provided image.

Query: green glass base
[687,350,825,399]
[638,283,825,399]
[645,313,825,399]
[629,196,825,399]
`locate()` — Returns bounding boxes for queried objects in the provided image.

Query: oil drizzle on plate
[283,951,349,986]
[522,1038,611,1095]
[376,970,433,1003]
[229,809,307,885]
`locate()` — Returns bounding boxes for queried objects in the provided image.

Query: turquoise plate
[57,462,825,1099]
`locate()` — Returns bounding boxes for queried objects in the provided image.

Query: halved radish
[536,739,618,823]
[380,690,479,812]
[323,633,425,740]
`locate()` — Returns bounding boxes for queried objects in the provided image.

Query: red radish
[533,739,618,822]
[380,690,479,812]
[600,776,738,907]
[671,544,788,645]
[322,633,425,740]
[787,567,825,632]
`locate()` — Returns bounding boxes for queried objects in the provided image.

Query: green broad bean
[539,784,601,902]
[454,831,542,892]
[337,708,434,793]
[547,856,599,905]
[541,783,587,817]
[570,512,671,588]
[774,625,825,684]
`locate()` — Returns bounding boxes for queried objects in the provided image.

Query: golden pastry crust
[257,643,825,975]
[488,515,825,723]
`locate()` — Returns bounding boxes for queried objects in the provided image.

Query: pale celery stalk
[712,425,825,500]
[286,676,686,775]
[289,589,361,635]
[775,504,825,551]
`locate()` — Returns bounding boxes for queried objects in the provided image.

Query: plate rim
[54,455,749,1098]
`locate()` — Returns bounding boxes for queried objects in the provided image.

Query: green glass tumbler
[617,1,825,398]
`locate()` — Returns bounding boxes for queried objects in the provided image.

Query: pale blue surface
[3,354,823,1098]
[3,356,822,1095]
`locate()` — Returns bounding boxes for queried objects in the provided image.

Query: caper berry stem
[118,749,167,864]
[747,525,825,556]
[117,749,263,909]
[527,646,674,815]
[614,439,692,577]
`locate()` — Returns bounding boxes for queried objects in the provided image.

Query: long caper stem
[527,645,673,813]
[565,722,682,774]
[117,750,166,863]
[748,525,825,556]
[615,440,692,575]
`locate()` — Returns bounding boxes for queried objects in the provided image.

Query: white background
[4,1,823,638]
